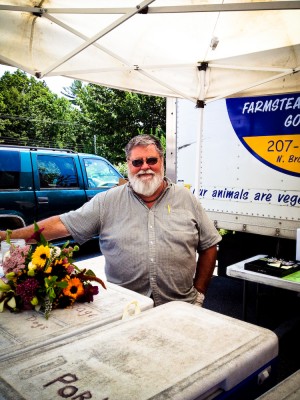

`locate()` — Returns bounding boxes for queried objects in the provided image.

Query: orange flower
[63,277,84,299]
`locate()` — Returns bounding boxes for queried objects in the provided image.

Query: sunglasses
[130,157,159,168]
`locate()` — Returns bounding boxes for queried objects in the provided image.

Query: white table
[0,301,278,400]
[75,254,106,280]
[256,369,300,400]
[227,255,300,320]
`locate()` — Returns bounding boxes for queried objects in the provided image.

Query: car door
[79,155,122,201]
[0,148,36,226]
[31,152,87,221]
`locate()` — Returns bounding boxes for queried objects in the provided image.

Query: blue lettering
[278,193,300,206]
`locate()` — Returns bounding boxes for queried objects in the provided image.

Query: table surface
[256,369,300,400]
[75,254,106,280]
[227,255,300,292]
[0,301,278,400]
[0,278,153,362]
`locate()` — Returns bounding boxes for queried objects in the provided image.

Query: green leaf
[85,269,96,277]
[0,298,8,312]
[61,240,70,250]
[7,296,16,309]
[57,281,68,289]
[48,287,56,300]
[5,272,15,280]
[45,276,58,286]
[5,229,13,243]
[33,221,48,246]
[0,279,12,292]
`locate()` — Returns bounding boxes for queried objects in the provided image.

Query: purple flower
[77,284,99,303]
[15,277,39,307]
[27,227,45,244]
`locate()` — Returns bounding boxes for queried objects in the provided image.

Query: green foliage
[70,83,166,163]
[0,70,78,146]
[0,70,166,165]
[115,162,128,178]
[218,229,235,236]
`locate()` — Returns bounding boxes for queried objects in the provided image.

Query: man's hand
[194,291,205,307]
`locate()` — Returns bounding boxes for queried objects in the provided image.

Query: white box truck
[166,93,300,273]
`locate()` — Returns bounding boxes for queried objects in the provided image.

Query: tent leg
[194,66,207,198]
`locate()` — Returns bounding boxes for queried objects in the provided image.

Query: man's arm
[193,244,218,295]
[0,216,70,243]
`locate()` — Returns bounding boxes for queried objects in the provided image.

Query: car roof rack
[0,144,76,153]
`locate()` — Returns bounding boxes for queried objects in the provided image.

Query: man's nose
[141,160,152,169]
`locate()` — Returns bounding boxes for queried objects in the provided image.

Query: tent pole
[194,103,204,199]
[194,63,207,198]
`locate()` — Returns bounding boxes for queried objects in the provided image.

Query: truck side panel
[172,95,300,239]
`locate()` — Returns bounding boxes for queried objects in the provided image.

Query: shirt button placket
[148,210,157,297]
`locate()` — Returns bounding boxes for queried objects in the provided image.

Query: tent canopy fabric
[0,1,299,105]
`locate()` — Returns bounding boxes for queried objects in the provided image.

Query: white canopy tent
[1,0,299,191]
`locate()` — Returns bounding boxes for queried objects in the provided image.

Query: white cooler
[0,301,278,400]
[0,282,153,362]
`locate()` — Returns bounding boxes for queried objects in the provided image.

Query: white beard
[128,166,164,197]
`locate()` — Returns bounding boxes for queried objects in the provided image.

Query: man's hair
[125,135,164,159]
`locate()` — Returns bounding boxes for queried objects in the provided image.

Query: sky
[0,65,75,96]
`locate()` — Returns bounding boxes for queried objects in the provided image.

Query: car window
[83,158,120,188]
[37,155,79,189]
[0,150,20,189]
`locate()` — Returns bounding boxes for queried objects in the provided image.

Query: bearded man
[1,135,221,306]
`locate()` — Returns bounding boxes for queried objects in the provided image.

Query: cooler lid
[0,301,278,400]
[0,282,153,361]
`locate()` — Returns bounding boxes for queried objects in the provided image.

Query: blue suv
[0,145,123,232]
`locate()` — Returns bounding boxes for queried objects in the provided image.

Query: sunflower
[63,277,84,299]
[32,245,51,267]
[53,292,74,309]
[51,262,69,280]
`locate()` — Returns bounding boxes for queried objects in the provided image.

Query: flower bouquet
[0,223,106,319]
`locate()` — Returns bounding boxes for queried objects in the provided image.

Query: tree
[0,70,78,147]
[0,71,166,164]
[71,83,166,163]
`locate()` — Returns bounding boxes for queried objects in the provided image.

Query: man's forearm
[194,245,218,295]
[0,216,70,243]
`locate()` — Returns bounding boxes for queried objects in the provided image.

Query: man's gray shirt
[60,179,221,305]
